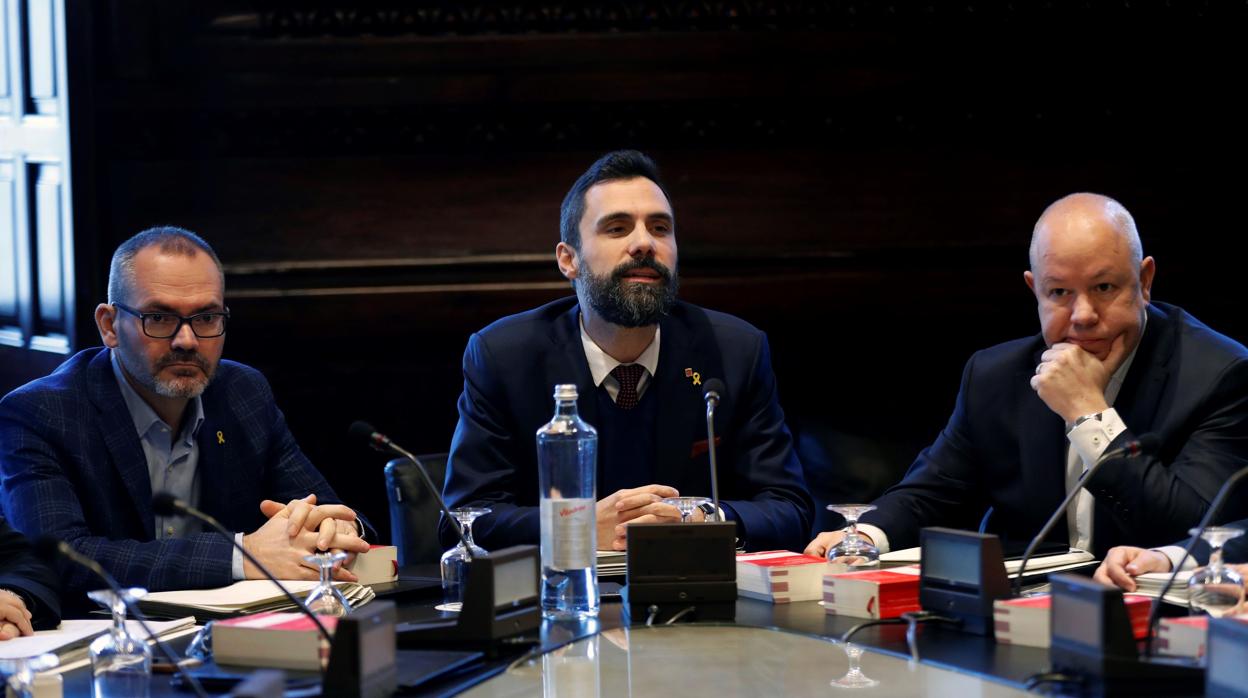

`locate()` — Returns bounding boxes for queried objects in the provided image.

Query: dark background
[4,1,1246,541]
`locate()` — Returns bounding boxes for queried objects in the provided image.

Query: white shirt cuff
[855,524,891,554]
[1067,407,1128,467]
[1154,545,1198,572]
[232,533,245,580]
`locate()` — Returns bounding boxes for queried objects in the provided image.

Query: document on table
[0,616,196,660]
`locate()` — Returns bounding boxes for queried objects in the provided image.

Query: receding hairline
[107,228,224,304]
[1028,193,1143,271]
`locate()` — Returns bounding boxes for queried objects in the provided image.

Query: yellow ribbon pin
[691,372,701,386]
[216,431,225,445]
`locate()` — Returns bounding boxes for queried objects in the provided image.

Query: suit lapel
[654,306,723,492]
[196,407,232,525]
[86,350,155,536]
[546,304,601,433]
[1113,304,1173,434]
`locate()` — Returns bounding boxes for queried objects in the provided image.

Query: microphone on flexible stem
[1143,463,1248,657]
[33,536,210,698]
[702,379,726,518]
[348,420,474,558]
[151,492,335,650]
[1013,433,1160,596]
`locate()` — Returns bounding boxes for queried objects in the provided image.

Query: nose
[1070,294,1099,328]
[170,320,200,351]
[626,222,655,258]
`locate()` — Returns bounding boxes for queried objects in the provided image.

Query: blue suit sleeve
[441,332,541,549]
[719,333,814,552]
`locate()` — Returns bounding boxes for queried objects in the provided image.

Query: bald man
[806,193,1248,559]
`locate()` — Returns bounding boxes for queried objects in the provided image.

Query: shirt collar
[110,349,204,444]
[578,313,661,387]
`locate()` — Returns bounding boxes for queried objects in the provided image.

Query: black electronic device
[918,527,1010,636]
[323,600,398,698]
[1206,616,1248,698]
[397,545,541,649]
[622,521,737,624]
[1049,573,1202,697]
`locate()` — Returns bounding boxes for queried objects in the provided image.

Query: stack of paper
[139,580,374,620]
[0,617,197,665]
[880,547,1096,578]
[597,550,627,577]
[1132,571,1193,607]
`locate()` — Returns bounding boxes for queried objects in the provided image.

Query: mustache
[155,351,209,372]
[611,257,674,283]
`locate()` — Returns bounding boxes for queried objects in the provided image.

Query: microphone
[1144,463,1248,656]
[702,379,726,518]
[151,493,334,647]
[1012,433,1160,595]
[349,421,474,557]
[33,537,209,698]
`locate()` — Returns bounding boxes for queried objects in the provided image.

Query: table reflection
[461,624,1033,697]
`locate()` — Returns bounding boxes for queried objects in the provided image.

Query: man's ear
[95,303,119,348]
[556,242,579,281]
[1139,256,1156,304]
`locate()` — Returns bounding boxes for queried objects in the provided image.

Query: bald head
[1029,193,1142,272]
[1023,192,1155,373]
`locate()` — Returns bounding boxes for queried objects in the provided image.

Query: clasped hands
[597,484,704,551]
[241,494,369,581]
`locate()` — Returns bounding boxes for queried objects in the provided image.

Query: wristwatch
[696,501,722,522]
[1071,411,1103,431]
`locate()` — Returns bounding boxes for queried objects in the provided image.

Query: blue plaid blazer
[0,347,348,597]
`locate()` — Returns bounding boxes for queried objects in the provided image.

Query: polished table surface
[47,571,1184,696]
[459,624,1034,697]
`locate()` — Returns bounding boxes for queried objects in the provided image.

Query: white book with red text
[736,551,829,603]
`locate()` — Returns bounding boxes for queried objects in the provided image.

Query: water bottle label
[541,498,595,569]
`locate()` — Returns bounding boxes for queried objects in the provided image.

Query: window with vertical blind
[0,0,74,354]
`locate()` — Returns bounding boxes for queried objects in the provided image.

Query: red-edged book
[993,593,1152,648]
[212,611,338,670]
[736,551,829,603]
[822,567,922,619]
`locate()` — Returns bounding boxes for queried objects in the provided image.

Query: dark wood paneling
[9,1,1243,543]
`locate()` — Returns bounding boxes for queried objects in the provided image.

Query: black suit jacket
[0,516,60,629]
[860,302,1248,557]
[441,298,813,552]
[0,348,358,598]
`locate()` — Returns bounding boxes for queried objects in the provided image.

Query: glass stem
[462,519,475,549]
[111,596,128,639]
[319,557,333,586]
[845,516,859,548]
[1210,544,1225,578]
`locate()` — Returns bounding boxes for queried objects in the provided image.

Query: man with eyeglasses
[0,227,369,602]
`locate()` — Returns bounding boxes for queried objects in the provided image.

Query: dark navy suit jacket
[441,298,813,552]
[0,347,349,597]
[859,302,1248,558]
[0,515,60,629]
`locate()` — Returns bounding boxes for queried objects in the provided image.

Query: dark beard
[578,257,679,328]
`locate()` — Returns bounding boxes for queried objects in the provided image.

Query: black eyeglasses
[113,301,230,339]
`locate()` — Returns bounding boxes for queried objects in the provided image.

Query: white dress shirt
[859,319,1146,554]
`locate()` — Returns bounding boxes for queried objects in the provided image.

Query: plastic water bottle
[537,383,599,619]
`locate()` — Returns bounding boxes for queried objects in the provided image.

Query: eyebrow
[1041,268,1120,285]
[596,211,674,227]
[142,303,225,314]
